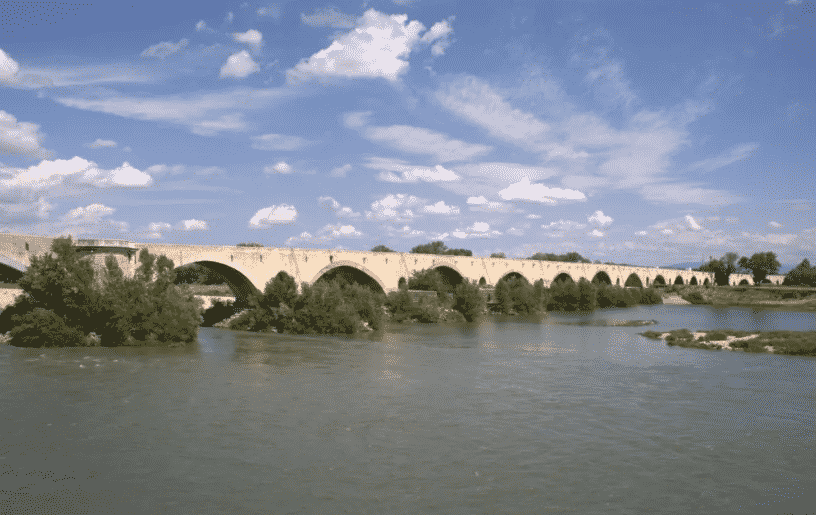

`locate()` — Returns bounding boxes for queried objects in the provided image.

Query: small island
[640,328,816,356]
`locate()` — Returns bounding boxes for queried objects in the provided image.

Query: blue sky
[0,0,813,266]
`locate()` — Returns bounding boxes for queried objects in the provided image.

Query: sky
[0,0,813,267]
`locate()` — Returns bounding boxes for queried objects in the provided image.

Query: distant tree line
[696,251,781,286]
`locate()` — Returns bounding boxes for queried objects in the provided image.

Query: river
[1,304,814,514]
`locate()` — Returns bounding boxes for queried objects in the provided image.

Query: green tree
[237,242,264,247]
[738,252,780,285]
[696,252,741,286]
[783,259,816,287]
[490,252,506,258]
[452,280,486,322]
[528,252,590,263]
[371,244,395,252]
[407,268,452,296]
[410,241,472,256]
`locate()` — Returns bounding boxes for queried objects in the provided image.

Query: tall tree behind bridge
[696,252,741,286]
[739,252,780,285]
[411,241,472,256]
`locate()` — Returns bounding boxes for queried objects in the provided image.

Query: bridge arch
[499,271,530,284]
[624,273,643,288]
[311,261,386,293]
[432,264,465,289]
[653,275,666,286]
[591,271,612,285]
[552,272,574,284]
[0,255,26,284]
[674,275,684,285]
[175,260,260,305]
[689,276,698,285]
[703,278,710,286]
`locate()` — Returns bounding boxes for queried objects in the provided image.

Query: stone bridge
[0,233,732,301]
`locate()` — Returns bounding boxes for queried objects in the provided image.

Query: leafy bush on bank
[0,237,202,347]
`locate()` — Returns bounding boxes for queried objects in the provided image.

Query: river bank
[671,285,816,311]
[640,328,816,356]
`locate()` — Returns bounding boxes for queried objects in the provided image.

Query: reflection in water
[0,306,814,514]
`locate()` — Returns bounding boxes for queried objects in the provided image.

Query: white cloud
[467,196,488,205]
[233,30,263,53]
[769,221,782,228]
[342,111,371,128]
[329,164,351,177]
[86,138,117,149]
[59,203,128,237]
[688,143,759,173]
[301,7,356,28]
[142,219,209,239]
[742,232,798,246]
[84,162,152,187]
[389,225,426,238]
[225,11,234,24]
[369,158,461,183]
[53,88,293,136]
[195,20,212,32]
[354,123,491,162]
[220,50,260,78]
[257,5,281,18]
[423,200,460,215]
[251,133,310,151]
[685,215,701,230]
[588,210,613,226]
[249,204,297,227]
[367,193,423,221]
[420,19,454,56]
[286,223,363,246]
[541,220,586,239]
[141,39,188,59]
[318,196,360,218]
[506,227,524,236]
[264,161,293,174]
[639,183,736,206]
[177,219,209,231]
[526,214,542,219]
[588,229,605,238]
[0,48,21,84]
[286,9,452,84]
[0,110,50,159]
[499,177,585,203]
[451,221,501,239]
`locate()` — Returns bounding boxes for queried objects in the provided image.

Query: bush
[452,280,486,322]
[494,276,543,315]
[408,268,454,296]
[547,279,580,311]
[682,290,709,305]
[9,308,85,348]
[640,288,663,305]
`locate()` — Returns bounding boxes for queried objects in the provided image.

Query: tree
[410,241,472,256]
[738,252,780,285]
[237,242,264,247]
[784,259,816,287]
[490,252,506,258]
[452,280,486,322]
[407,268,451,295]
[371,244,395,252]
[528,252,591,263]
[696,252,741,286]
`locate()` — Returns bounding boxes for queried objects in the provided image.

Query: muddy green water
[1,305,814,514]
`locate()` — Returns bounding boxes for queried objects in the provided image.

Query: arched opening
[499,271,529,284]
[674,276,684,285]
[624,273,643,288]
[433,265,464,290]
[689,276,698,285]
[174,261,259,306]
[653,275,666,287]
[616,278,620,286]
[552,272,574,284]
[478,277,486,286]
[315,265,384,293]
[398,277,407,289]
[703,278,710,286]
[0,262,25,285]
[739,279,750,285]
[591,271,612,285]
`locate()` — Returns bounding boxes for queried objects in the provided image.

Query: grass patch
[640,328,816,356]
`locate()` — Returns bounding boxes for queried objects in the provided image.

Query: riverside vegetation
[224,269,664,336]
[640,328,816,356]
[0,237,201,348]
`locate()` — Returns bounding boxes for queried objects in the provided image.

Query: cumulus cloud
[451,221,501,239]
[86,138,117,149]
[249,204,297,227]
[143,219,210,238]
[251,133,310,151]
[588,210,613,226]
[0,48,20,84]
[60,203,128,237]
[541,220,586,239]
[301,7,356,28]
[464,195,509,213]
[741,232,797,245]
[499,177,585,203]
[220,50,260,78]
[233,29,263,53]
[0,110,50,159]
[685,215,701,230]
[177,219,209,231]
[318,196,360,218]
[769,221,782,228]
[287,9,453,84]
[423,200,460,215]
[366,193,423,221]
[369,158,461,183]
[329,164,351,177]
[349,120,491,162]
[588,229,604,238]
[264,161,293,174]
[286,223,363,246]
[141,39,189,59]
[389,225,426,238]
[420,19,454,56]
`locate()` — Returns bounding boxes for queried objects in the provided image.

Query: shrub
[452,280,486,322]
[9,308,85,348]
[260,271,298,309]
[408,268,453,296]
[640,288,663,305]
[576,278,597,311]
[414,296,442,323]
[547,279,580,311]
[682,290,708,305]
